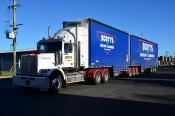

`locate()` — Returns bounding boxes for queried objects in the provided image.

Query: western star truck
[13,18,158,92]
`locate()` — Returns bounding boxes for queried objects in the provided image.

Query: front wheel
[49,75,62,93]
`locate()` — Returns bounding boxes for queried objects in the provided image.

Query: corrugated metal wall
[0,50,37,72]
[0,53,13,71]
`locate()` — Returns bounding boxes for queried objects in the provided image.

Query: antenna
[48,25,51,39]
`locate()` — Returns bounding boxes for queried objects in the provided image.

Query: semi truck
[13,18,158,92]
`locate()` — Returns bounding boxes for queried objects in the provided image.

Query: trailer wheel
[136,67,139,75]
[101,70,109,83]
[94,70,102,85]
[133,68,136,76]
[49,75,62,93]
[154,67,157,72]
[128,68,132,77]
[129,72,132,77]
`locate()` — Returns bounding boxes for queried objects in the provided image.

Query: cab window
[64,43,72,53]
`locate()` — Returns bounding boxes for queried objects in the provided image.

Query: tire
[136,68,139,75]
[49,75,62,93]
[128,68,132,77]
[128,72,132,77]
[94,71,101,85]
[101,70,109,83]
[133,68,136,76]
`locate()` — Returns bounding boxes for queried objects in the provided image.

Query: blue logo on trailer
[97,31,116,55]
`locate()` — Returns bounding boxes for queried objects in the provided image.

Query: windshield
[38,42,62,53]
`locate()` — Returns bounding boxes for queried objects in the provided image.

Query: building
[0,49,37,72]
[158,56,175,66]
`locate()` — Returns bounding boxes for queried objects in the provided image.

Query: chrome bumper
[13,75,49,89]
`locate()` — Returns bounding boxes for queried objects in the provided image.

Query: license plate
[25,80,31,86]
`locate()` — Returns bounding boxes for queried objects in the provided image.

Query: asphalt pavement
[0,66,175,116]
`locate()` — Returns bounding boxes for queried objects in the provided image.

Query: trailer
[86,19,129,76]
[129,35,158,75]
[13,18,158,92]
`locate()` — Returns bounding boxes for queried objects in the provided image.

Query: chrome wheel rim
[52,78,61,90]
[104,72,109,81]
[96,73,101,83]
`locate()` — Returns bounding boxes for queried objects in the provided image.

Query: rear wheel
[128,68,132,77]
[101,70,110,83]
[49,75,62,93]
[135,67,139,75]
[94,71,101,85]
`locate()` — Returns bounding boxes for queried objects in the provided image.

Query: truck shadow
[0,87,174,116]
[0,77,12,87]
[135,93,175,104]
[115,72,175,88]
[158,65,175,72]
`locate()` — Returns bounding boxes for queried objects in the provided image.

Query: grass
[0,71,13,76]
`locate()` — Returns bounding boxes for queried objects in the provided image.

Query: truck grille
[21,55,38,75]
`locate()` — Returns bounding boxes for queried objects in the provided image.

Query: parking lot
[0,66,175,116]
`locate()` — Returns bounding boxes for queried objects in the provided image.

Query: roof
[130,35,158,45]
[0,48,37,54]
[38,38,62,44]
[63,18,129,34]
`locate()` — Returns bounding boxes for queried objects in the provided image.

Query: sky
[0,0,175,56]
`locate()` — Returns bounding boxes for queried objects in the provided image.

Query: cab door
[63,42,74,67]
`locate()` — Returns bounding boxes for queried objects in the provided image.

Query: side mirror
[69,43,73,53]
